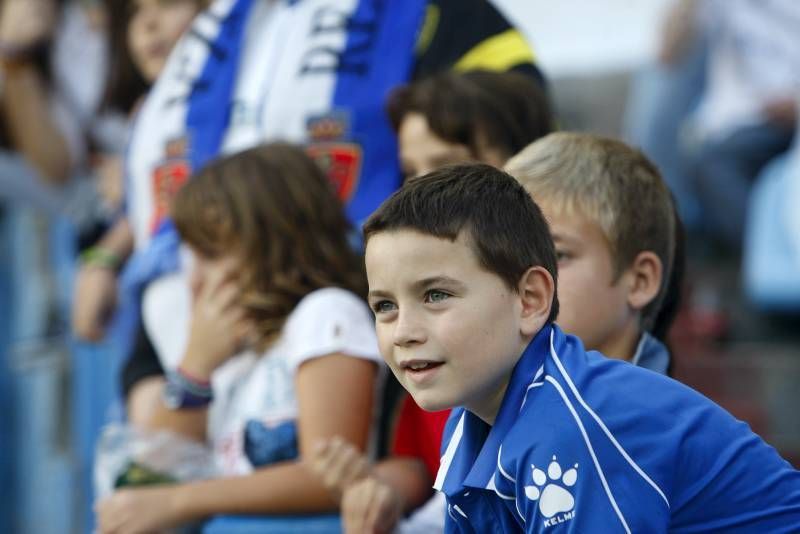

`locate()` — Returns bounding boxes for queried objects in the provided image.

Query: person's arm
[1,62,72,184]
[372,456,433,512]
[96,354,377,533]
[0,0,73,185]
[186,354,376,515]
[338,457,433,534]
[71,218,134,341]
[658,0,701,65]
[311,437,433,534]
[145,258,251,442]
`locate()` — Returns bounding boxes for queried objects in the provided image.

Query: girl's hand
[95,486,183,534]
[0,0,57,51]
[180,258,252,379]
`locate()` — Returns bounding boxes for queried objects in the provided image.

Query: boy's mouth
[399,359,444,384]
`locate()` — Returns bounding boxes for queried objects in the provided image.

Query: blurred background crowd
[0,0,798,532]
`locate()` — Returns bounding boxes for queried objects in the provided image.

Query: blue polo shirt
[434,324,800,533]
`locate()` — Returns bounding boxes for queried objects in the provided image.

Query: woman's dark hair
[386,70,554,161]
[101,0,150,113]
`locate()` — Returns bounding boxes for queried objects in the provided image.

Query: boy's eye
[555,249,572,262]
[372,300,397,314]
[424,290,450,303]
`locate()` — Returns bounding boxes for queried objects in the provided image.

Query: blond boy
[507,132,677,373]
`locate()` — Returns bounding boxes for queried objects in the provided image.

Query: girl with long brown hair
[96,143,381,532]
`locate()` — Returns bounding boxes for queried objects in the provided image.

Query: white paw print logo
[524,456,578,518]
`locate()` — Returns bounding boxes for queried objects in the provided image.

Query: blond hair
[506,132,675,330]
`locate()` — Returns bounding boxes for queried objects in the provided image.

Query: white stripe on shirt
[545,375,632,534]
[434,411,466,491]
[548,331,671,508]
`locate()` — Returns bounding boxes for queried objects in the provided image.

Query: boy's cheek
[375,330,395,364]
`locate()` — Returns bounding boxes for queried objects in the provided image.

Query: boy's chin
[409,391,454,413]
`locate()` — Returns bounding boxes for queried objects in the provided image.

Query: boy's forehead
[537,195,604,233]
[365,228,480,276]
[366,228,457,256]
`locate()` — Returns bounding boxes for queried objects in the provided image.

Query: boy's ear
[625,251,663,311]
[517,266,555,336]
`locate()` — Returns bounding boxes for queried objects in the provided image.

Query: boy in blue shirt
[363,163,800,532]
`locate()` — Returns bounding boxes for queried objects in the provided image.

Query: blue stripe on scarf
[117,0,254,354]
[332,0,427,224]
[186,0,255,172]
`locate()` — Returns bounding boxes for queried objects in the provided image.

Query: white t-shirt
[206,287,382,476]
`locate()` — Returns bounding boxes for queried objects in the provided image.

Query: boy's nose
[392,311,426,347]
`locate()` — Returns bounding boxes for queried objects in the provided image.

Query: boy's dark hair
[386,70,553,161]
[364,163,559,323]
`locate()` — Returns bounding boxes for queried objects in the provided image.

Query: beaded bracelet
[163,367,214,410]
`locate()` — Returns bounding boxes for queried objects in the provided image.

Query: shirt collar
[630,331,670,375]
[436,324,557,496]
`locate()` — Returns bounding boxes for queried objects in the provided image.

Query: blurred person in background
[389,70,552,181]
[0,1,113,530]
[625,0,799,341]
[628,0,799,251]
[0,0,109,339]
[743,104,800,312]
[689,0,799,251]
[72,0,207,347]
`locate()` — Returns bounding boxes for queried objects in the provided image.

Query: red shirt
[391,394,451,480]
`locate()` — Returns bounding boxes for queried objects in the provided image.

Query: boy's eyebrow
[413,276,466,291]
[551,231,576,244]
[367,289,393,300]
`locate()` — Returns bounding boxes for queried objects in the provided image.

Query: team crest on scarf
[306,111,362,203]
[150,136,191,234]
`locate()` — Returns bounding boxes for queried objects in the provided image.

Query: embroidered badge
[306,111,361,202]
[150,136,191,234]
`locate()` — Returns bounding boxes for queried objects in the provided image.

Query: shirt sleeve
[507,386,671,532]
[280,287,382,372]
[413,0,545,85]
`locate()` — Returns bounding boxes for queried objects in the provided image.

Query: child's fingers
[200,260,240,300]
[309,441,329,477]
[313,438,331,458]
[208,276,241,308]
[233,318,256,348]
[333,449,370,490]
[365,483,393,533]
[309,437,339,484]
[342,479,376,534]
[323,440,362,490]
